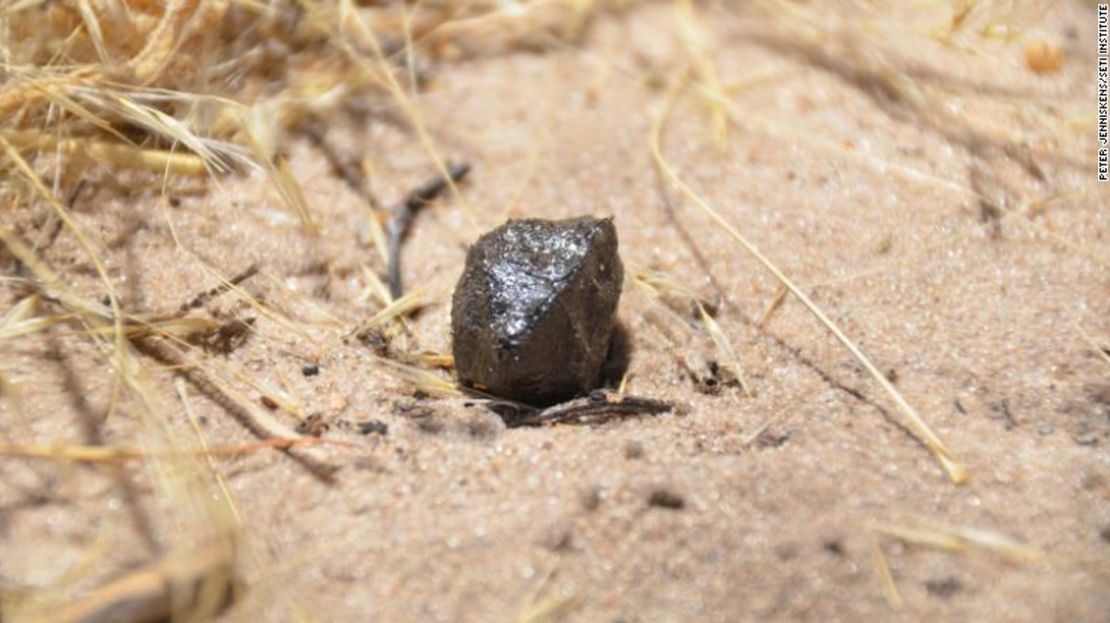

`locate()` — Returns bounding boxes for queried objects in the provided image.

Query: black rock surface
[451,217,623,406]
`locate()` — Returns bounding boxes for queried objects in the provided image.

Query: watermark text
[1098,4,1108,180]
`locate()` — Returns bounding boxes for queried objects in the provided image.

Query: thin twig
[302,117,362,192]
[505,391,674,427]
[387,162,471,299]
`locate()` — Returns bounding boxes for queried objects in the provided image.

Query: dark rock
[647,487,685,510]
[302,363,320,377]
[357,420,388,435]
[822,539,845,557]
[451,217,623,406]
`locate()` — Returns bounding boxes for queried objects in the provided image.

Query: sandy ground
[1,2,1108,622]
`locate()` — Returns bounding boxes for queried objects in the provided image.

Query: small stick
[387,162,471,299]
[300,116,384,211]
[506,391,674,427]
[300,117,365,191]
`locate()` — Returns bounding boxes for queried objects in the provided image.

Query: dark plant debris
[190,318,256,355]
[387,162,471,299]
[925,577,964,599]
[179,264,259,312]
[500,391,673,428]
[297,414,329,437]
[357,420,389,436]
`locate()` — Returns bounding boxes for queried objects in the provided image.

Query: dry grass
[871,521,1047,563]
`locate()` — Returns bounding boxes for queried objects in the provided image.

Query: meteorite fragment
[451,216,623,406]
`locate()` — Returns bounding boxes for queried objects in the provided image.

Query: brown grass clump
[0,1,623,619]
